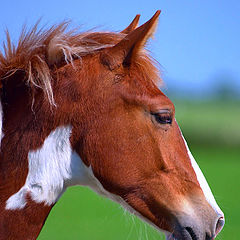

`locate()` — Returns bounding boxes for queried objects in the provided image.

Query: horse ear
[121,14,140,34]
[101,10,161,70]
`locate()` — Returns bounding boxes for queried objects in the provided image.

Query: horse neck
[0,85,98,239]
[0,67,103,238]
[0,91,58,239]
[0,201,52,240]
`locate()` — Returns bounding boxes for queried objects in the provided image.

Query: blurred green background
[39,91,240,240]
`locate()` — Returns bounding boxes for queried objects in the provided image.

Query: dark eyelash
[151,112,172,124]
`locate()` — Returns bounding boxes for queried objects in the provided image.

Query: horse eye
[151,111,172,125]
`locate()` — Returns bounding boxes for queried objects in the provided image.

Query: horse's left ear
[121,14,140,34]
[101,10,161,70]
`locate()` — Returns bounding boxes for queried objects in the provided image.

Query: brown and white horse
[0,11,224,240]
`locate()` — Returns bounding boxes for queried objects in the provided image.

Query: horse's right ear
[101,10,161,70]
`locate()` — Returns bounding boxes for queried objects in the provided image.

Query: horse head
[0,11,224,240]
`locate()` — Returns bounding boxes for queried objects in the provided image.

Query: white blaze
[181,133,223,216]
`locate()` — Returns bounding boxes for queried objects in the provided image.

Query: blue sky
[0,0,239,97]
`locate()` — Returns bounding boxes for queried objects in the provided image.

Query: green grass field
[38,101,240,240]
[175,100,240,147]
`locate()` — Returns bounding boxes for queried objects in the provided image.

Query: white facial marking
[181,133,223,216]
[180,197,195,217]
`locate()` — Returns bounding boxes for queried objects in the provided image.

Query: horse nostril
[215,216,225,235]
[185,227,198,240]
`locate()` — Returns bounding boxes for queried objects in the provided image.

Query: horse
[0,11,224,240]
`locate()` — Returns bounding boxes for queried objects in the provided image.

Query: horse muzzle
[165,215,225,240]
